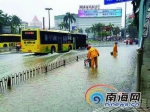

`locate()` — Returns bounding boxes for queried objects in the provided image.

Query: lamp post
[45,8,53,30]
[124,2,127,39]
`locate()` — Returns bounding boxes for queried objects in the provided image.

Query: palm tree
[108,23,114,36]
[63,12,76,32]
[0,10,4,33]
[58,23,63,30]
[85,28,90,39]
[0,10,22,34]
[78,28,83,33]
[90,24,97,39]
[95,23,105,40]
[11,15,21,33]
[3,14,12,26]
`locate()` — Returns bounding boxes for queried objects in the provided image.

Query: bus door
[58,35,62,51]
[73,35,76,49]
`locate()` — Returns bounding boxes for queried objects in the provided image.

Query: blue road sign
[72,26,76,30]
[104,0,133,5]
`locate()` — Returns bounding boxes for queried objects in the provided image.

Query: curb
[0,51,18,55]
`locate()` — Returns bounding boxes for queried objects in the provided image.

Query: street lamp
[45,8,53,30]
[124,2,127,39]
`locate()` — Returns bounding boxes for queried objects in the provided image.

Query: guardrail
[0,53,87,93]
[0,47,15,52]
[136,10,150,92]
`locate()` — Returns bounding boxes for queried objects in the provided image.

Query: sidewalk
[0,46,138,112]
[139,37,150,111]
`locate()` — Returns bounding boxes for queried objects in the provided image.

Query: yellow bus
[21,29,74,54]
[0,34,21,48]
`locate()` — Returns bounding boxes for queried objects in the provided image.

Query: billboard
[78,9,122,18]
[104,0,132,5]
[2,26,11,34]
[79,5,100,10]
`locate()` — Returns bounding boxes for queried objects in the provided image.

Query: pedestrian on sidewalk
[87,45,99,68]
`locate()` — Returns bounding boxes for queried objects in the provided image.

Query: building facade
[126,13,134,28]
[20,21,28,29]
[54,6,122,35]
[29,15,42,29]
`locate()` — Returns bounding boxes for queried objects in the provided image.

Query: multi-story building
[29,15,42,29]
[126,13,134,28]
[54,5,122,36]
[20,21,28,29]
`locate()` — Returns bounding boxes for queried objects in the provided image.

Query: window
[22,31,37,40]
[63,36,68,43]
[0,36,20,42]
[45,34,48,42]
[40,31,58,44]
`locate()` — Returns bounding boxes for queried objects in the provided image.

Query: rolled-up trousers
[91,56,98,68]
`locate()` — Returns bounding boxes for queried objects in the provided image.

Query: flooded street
[0,50,85,79]
[0,45,138,112]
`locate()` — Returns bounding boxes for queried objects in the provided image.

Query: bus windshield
[22,31,37,40]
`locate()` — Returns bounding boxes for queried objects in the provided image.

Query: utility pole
[45,8,53,30]
[124,2,127,39]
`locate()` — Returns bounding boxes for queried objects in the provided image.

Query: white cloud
[0,0,133,27]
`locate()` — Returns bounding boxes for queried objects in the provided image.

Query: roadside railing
[0,53,87,93]
[0,47,15,52]
[137,10,150,92]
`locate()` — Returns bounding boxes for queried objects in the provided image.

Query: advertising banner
[78,9,122,17]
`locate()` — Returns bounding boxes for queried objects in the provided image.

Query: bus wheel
[51,47,55,54]
[68,46,72,51]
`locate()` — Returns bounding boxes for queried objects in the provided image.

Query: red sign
[25,32,34,34]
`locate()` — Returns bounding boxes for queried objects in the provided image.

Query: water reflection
[88,68,98,78]
[113,54,118,59]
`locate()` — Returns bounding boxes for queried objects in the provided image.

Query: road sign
[104,0,133,5]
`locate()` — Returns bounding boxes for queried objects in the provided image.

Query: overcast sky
[0,0,133,27]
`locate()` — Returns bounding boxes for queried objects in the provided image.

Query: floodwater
[0,45,138,112]
[0,50,86,79]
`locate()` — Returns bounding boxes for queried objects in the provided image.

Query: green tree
[95,23,105,40]
[127,24,138,38]
[113,27,120,36]
[63,12,76,32]
[108,23,114,36]
[11,15,21,33]
[0,10,4,33]
[0,10,22,34]
[78,28,83,33]
[3,13,12,26]
[131,0,140,31]
[58,22,68,30]
[90,24,97,39]
[85,28,90,39]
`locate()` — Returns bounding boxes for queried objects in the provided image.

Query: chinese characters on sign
[78,9,122,17]
[105,92,141,107]
[79,5,100,10]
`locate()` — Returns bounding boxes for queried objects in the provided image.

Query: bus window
[22,31,37,40]
[45,34,48,42]
[48,35,51,42]
[63,36,68,43]
[52,35,57,41]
